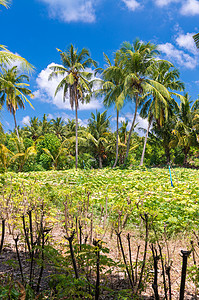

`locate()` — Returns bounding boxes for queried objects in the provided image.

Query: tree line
[0,0,199,172]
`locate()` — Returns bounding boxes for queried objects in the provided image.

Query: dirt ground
[0,224,199,299]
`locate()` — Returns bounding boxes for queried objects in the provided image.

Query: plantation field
[0,167,199,299]
[1,167,199,235]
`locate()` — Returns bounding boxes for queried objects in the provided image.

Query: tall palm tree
[0,66,33,138]
[87,110,110,168]
[49,44,97,169]
[96,54,126,168]
[171,93,199,164]
[139,62,185,166]
[117,40,172,163]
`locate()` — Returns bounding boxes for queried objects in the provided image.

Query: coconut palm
[87,110,110,168]
[96,54,126,168]
[0,0,9,7]
[23,117,41,141]
[0,66,33,138]
[49,44,97,169]
[51,117,66,139]
[139,62,185,166]
[39,114,51,136]
[171,93,199,164]
[117,40,172,163]
[0,143,14,171]
[10,137,37,172]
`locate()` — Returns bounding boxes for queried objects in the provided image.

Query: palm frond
[193,33,199,49]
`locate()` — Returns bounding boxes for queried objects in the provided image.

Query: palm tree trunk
[140,118,152,166]
[125,94,138,162]
[99,155,102,169]
[113,110,119,168]
[75,103,78,170]
[165,147,170,164]
[13,112,19,139]
[183,147,189,165]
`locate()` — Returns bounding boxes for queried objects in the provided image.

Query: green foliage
[36,133,61,169]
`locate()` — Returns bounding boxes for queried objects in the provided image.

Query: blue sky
[1,0,199,133]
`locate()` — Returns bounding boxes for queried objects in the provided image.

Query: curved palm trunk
[113,110,119,168]
[140,118,152,166]
[13,111,19,139]
[125,94,138,163]
[75,103,78,170]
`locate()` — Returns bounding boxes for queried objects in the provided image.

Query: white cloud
[124,113,148,136]
[154,0,180,7]
[176,32,197,54]
[39,0,96,23]
[158,42,197,69]
[154,0,199,16]
[111,116,126,123]
[78,118,89,127]
[122,0,141,11]
[181,0,199,15]
[34,63,102,111]
[21,116,30,126]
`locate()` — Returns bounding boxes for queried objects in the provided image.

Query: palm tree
[39,114,51,136]
[171,93,199,164]
[0,143,14,171]
[96,54,126,168]
[117,40,172,163]
[23,117,41,141]
[0,0,9,7]
[139,62,185,166]
[0,66,33,138]
[87,110,110,168]
[49,44,97,169]
[51,117,66,139]
[10,137,37,172]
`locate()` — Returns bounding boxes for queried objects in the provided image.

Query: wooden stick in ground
[166,265,172,300]
[65,230,79,279]
[0,219,5,254]
[127,233,134,284]
[158,244,168,300]
[151,244,160,300]
[28,210,34,287]
[79,221,82,251]
[179,250,191,300]
[22,215,31,256]
[135,213,149,293]
[36,227,45,293]
[14,235,24,285]
[93,239,101,300]
[116,231,134,290]
[135,245,140,284]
